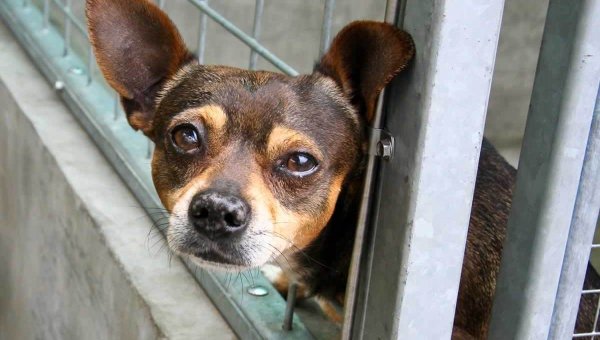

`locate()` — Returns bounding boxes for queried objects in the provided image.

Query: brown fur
[454,140,515,338]
[86,1,597,338]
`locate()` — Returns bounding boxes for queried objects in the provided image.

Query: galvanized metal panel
[550,89,600,339]
[348,0,505,338]
[488,1,600,339]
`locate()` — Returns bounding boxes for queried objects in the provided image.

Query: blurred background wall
[486,0,549,165]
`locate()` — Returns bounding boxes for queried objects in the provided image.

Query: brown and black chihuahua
[86,0,599,338]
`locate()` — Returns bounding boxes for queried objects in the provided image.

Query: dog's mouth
[173,233,254,270]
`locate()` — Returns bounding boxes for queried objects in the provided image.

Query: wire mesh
[574,222,600,339]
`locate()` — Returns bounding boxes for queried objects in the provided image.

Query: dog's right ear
[316,21,414,125]
[86,0,192,137]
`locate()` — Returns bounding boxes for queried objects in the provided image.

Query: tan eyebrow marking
[199,105,227,131]
[266,126,322,160]
[171,105,227,132]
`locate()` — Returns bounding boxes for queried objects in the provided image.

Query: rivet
[247,285,269,297]
[54,80,65,91]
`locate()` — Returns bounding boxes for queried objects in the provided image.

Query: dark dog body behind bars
[85,0,599,338]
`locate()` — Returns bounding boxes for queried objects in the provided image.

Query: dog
[85,0,599,338]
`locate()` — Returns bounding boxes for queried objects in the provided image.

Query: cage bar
[86,47,94,85]
[196,0,208,64]
[488,1,600,339]
[187,0,298,76]
[550,90,600,339]
[42,0,49,29]
[318,0,335,58]
[341,5,400,336]
[593,300,600,337]
[62,0,71,56]
[574,332,600,338]
[113,92,119,120]
[50,0,86,35]
[248,0,264,70]
[346,0,505,338]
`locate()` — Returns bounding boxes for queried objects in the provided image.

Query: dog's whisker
[263,242,300,277]
[262,231,338,272]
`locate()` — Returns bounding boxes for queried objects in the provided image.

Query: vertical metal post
[146,140,153,159]
[318,0,335,58]
[341,92,385,339]
[196,0,208,64]
[187,0,298,76]
[488,1,600,339]
[42,0,50,29]
[86,48,94,85]
[248,0,264,70]
[347,0,505,339]
[113,92,120,121]
[341,4,402,337]
[549,90,600,339]
[62,0,71,56]
[282,282,297,331]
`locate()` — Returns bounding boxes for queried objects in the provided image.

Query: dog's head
[86,0,413,270]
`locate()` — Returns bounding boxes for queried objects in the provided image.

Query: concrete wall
[0,21,234,340]
[486,0,549,159]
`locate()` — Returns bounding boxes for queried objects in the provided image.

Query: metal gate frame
[343,0,505,338]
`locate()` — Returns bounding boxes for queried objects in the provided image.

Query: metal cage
[1,0,599,339]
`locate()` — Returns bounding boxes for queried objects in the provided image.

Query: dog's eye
[171,124,201,153]
[278,152,319,177]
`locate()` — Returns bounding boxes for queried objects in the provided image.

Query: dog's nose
[188,190,250,239]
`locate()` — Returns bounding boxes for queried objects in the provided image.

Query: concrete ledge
[0,20,234,340]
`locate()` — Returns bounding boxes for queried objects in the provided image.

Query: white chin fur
[166,181,291,271]
[186,254,250,272]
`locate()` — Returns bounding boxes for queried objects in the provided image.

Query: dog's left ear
[317,21,414,124]
[86,0,192,137]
